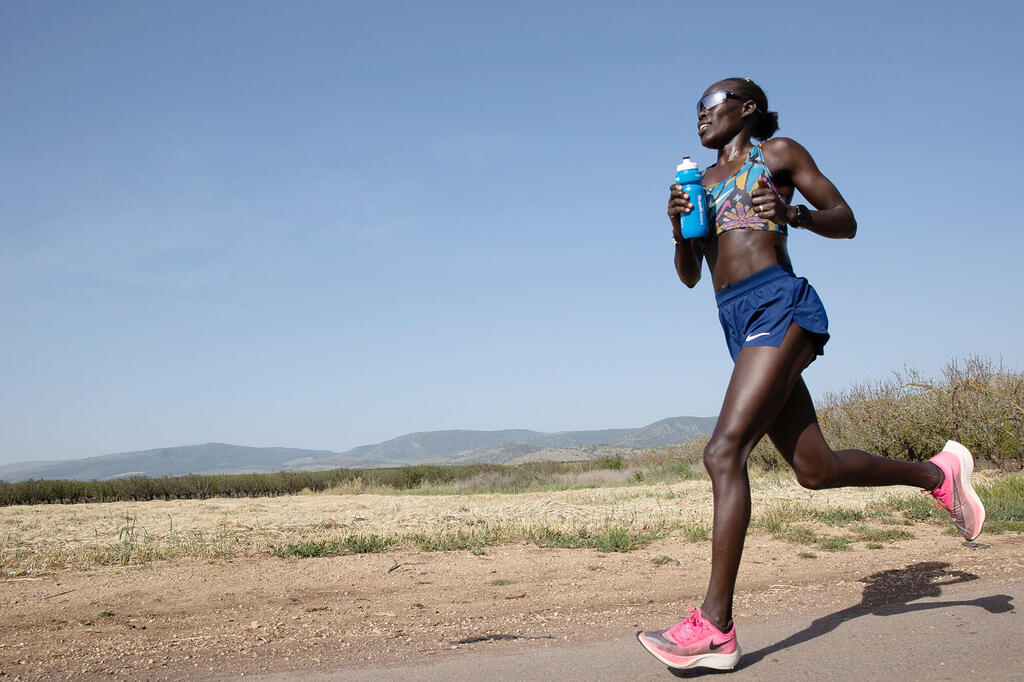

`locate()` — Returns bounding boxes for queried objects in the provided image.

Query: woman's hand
[668,183,702,287]
[668,184,693,241]
[750,177,794,224]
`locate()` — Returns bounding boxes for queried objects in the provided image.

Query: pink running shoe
[636,605,740,670]
[927,440,985,541]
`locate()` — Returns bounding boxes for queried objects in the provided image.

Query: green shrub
[751,356,1024,471]
[597,454,624,471]
[818,356,1023,468]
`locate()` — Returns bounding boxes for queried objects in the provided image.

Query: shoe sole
[635,631,741,670]
[943,440,986,541]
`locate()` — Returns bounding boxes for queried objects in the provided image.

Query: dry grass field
[0,474,960,570]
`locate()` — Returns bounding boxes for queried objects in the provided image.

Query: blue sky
[2,1,1022,465]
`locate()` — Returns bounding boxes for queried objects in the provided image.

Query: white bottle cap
[676,156,699,173]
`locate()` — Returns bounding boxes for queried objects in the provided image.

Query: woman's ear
[741,100,758,119]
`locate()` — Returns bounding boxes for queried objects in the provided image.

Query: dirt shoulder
[2,525,1022,681]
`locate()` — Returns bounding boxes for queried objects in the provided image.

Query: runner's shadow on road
[668,561,1014,678]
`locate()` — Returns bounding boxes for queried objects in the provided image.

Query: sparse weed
[875,514,912,526]
[976,474,1024,533]
[339,534,393,554]
[875,493,939,522]
[812,508,865,525]
[679,523,711,543]
[779,525,819,545]
[817,537,852,552]
[530,526,659,553]
[759,502,802,526]
[852,526,913,543]
[271,533,392,558]
[271,540,335,558]
[758,501,866,528]
[116,514,139,565]
[759,518,818,544]
[413,528,506,552]
[982,520,1024,533]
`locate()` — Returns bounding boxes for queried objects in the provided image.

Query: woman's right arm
[669,184,702,287]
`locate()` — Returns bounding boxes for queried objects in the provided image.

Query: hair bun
[724,77,779,140]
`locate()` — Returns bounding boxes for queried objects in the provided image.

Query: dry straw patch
[0,476,924,570]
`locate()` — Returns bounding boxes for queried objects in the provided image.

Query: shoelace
[668,605,705,641]
[923,485,949,511]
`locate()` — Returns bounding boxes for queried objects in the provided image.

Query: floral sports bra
[705,145,786,236]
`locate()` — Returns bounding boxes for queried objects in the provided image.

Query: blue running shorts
[715,265,830,362]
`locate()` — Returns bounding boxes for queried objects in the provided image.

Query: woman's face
[697,81,748,149]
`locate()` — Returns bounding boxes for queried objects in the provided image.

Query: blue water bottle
[675,156,708,238]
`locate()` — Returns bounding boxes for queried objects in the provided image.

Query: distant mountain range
[0,416,717,482]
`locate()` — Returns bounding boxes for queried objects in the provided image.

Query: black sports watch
[791,204,811,228]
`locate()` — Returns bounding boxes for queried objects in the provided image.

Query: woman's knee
[794,468,830,490]
[703,436,746,478]
[791,447,837,490]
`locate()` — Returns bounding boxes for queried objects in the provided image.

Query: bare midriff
[705,229,792,291]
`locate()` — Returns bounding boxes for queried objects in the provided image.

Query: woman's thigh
[709,323,819,457]
[767,377,832,468]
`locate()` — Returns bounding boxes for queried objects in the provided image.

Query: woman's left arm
[751,137,857,239]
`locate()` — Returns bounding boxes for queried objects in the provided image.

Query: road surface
[267,574,1022,681]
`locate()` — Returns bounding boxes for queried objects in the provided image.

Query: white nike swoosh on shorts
[745,332,771,342]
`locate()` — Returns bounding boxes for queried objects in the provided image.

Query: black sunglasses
[697,90,743,113]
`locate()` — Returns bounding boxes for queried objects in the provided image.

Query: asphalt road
[272,575,1023,681]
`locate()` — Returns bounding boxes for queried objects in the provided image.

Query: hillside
[0,416,716,482]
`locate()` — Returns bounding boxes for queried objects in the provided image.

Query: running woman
[636,77,986,672]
